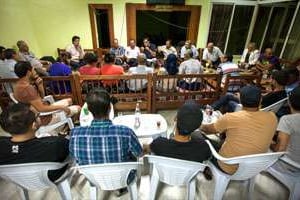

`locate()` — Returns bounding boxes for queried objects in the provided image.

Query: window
[283,10,300,60]
[262,6,296,56]
[226,5,254,55]
[251,6,272,48]
[208,4,233,52]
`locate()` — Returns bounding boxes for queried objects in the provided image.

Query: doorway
[89,4,114,48]
[126,3,201,46]
[136,10,189,47]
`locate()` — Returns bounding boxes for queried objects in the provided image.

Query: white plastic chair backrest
[0,162,66,190]
[205,140,286,180]
[260,97,288,113]
[77,162,139,190]
[146,155,206,186]
[9,93,18,104]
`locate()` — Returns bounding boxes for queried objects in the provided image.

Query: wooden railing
[0,73,262,113]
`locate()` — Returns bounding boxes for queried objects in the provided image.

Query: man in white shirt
[125,39,140,61]
[66,35,85,70]
[178,50,203,90]
[240,42,260,69]
[202,42,223,68]
[159,39,177,59]
[180,40,198,59]
[0,49,18,93]
[127,53,153,91]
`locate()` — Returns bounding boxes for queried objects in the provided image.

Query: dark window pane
[283,10,300,60]
[263,6,296,56]
[96,9,110,48]
[227,5,254,55]
[251,6,271,50]
[208,4,233,51]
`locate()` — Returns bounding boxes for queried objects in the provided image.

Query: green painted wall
[0,0,211,57]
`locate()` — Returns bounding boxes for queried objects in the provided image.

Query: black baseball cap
[240,85,262,108]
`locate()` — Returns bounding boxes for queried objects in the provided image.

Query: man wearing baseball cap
[201,85,277,174]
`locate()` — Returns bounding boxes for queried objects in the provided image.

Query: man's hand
[62,107,71,115]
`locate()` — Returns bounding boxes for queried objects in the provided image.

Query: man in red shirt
[100,52,124,86]
[79,53,100,75]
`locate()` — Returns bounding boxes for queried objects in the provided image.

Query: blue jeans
[211,93,240,112]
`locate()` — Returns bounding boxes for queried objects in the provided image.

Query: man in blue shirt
[69,89,142,165]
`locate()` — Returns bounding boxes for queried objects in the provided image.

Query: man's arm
[129,131,143,157]
[200,123,218,135]
[30,98,70,114]
[271,132,290,152]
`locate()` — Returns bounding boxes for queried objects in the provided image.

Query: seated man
[140,38,156,59]
[78,53,100,75]
[211,70,288,113]
[201,85,277,174]
[100,52,124,87]
[110,38,125,64]
[284,68,300,94]
[271,85,300,173]
[147,100,211,162]
[13,61,80,127]
[178,50,203,91]
[256,48,281,79]
[0,104,69,181]
[125,39,140,61]
[240,42,260,69]
[69,89,142,165]
[158,39,177,59]
[127,53,153,91]
[202,42,223,68]
[17,40,50,76]
[66,35,85,70]
[180,40,198,59]
[217,53,240,86]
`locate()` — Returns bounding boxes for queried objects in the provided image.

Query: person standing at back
[201,85,277,174]
[69,89,142,165]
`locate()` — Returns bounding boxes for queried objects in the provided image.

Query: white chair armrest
[280,156,300,169]
[43,95,55,104]
[39,110,64,116]
[205,140,229,162]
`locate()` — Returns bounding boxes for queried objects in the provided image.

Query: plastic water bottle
[205,104,213,123]
[134,102,141,129]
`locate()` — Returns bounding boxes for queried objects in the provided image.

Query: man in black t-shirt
[0,104,69,181]
[145,100,211,163]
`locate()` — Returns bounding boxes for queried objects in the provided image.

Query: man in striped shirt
[69,90,142,165]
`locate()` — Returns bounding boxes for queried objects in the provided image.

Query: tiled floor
[0,109,289,200]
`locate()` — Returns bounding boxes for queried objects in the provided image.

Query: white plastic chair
[267,156,300,200]
[205,140,286,200]
[76,162,141,200]
[261,97,288,113]
[146,155,207,200]
[9,93,74,137]
[0,162,72,200]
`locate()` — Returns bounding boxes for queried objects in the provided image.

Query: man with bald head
[257,48,281,71]
[202,42,223,68]
[17,40,50,76]
[127,53,153,91]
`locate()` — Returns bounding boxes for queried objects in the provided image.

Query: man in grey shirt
[272,85,300,172]
[0,49,18,93]
[178,50,203,90]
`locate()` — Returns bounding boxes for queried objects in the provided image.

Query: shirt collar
[91,119,112,126]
